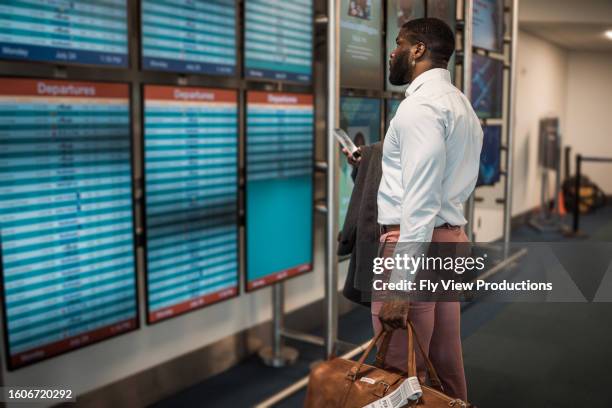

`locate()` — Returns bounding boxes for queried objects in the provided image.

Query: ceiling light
[605,30,612,40]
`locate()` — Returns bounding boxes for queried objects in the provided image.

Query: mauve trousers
[371,227,468,401]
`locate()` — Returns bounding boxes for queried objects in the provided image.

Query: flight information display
[0,78,137,369]
[0,0,128,67]
[477,125,502,186]
[473,0,504,52]
[386,0,424,92]
[143,85,239,323]
[339,97,380,228]
[471,53,504,119]
[141,0,236,75]
[340,0,383,89]
[246,92,313,290]
[245,0,313,83]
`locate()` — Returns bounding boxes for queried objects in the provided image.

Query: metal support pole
[325,0,340,359]
[463,0,475,241]
[573,154,581,233]
[259,283,298,367]
[503,0,519,254]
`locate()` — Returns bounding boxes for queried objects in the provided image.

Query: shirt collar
[405,68,451,97]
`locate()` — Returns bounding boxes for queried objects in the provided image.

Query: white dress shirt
[377,68,483,242]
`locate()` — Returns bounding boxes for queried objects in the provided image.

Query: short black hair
[400,18,455,66]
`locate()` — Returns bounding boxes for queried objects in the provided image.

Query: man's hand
[341,147,362,167]
[378,300,410,331]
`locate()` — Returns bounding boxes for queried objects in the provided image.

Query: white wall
[565,51,612,193]
[473,30,568,241]
[1,221,348,404]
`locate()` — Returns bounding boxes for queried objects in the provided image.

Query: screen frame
[0,1,131,70]
[0,77,141,371]
[139,0,240,78]
[243,90,315,292]
[140,84,241,325]
[243,0,316,86]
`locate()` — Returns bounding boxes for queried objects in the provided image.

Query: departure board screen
[0,0,128,67]
[246,92,313,290]
[245,0,313,83]
[0,78,137,369]
[143,86,239,323]
[339,97,380,229]
[141,0,236,75]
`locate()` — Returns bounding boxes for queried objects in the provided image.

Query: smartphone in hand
[333,128,361,159]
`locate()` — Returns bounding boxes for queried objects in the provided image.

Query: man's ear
[413,42,427,61]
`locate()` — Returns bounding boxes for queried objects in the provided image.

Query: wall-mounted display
[339,97,381,228]
[385,98,402,131]
[141,0,236,75]
[477,125,502,186]
[386,0,425,92]
[473,0,504,53]
[0,0,128,67]
[340,0,383,90]
[0,78,137,369]
[471,53,504,119]
[143,85,239,323]
[426,0,456,81]
[246,91,314,290]
[245,0,313,83]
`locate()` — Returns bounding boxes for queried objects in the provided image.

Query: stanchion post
[259,283,298,367]
[573,154,581,233]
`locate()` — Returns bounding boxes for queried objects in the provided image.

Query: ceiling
[518,0,612,52]
[520,22,612,52]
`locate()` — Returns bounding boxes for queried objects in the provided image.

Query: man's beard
[389,50,412,86]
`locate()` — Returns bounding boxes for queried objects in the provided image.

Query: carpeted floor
[152,207,612,408]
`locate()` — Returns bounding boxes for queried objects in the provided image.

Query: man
[373,18,483,401]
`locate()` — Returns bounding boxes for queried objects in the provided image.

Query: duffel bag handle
[407,321,443,390]
[345,329,387,380]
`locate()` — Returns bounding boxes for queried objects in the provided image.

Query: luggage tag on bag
[362,376,423,408]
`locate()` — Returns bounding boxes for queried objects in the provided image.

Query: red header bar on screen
[0,78,128,99]
[247,91,313,106]
[145,85,237,103]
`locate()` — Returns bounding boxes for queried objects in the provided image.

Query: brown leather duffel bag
[304,321,472,407]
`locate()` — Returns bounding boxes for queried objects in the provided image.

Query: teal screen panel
[246,92,314,290]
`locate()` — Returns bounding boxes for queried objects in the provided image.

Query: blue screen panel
[143,85,239,323]
[473,0,504,53]
[245,0,313,83]
[477,125,501,186]
[471,54,504,119]
[141,0,236,75]
[0,78,137,369]
[339,96,381,229]
[246,92,313,290]
[0,0,128,67]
